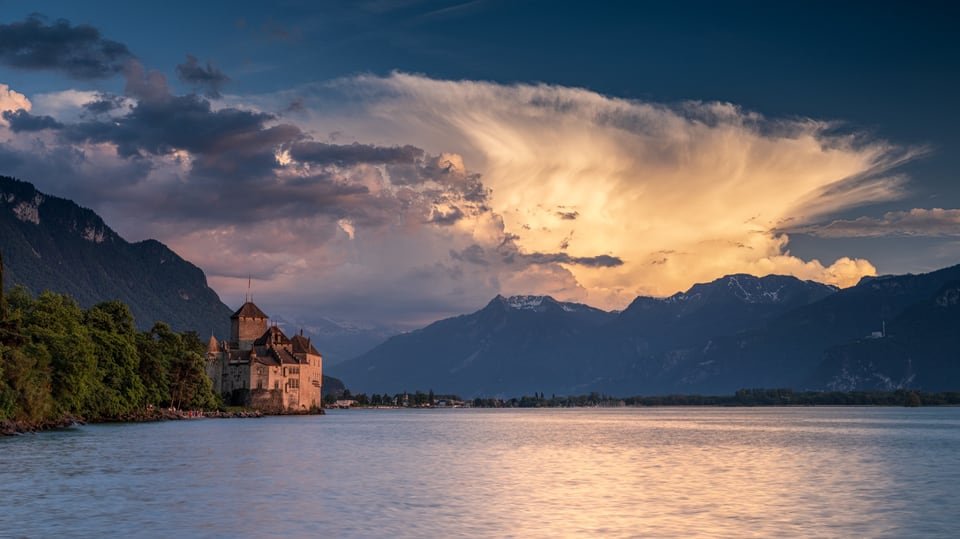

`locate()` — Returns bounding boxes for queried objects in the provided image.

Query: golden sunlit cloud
[297,73,919,307]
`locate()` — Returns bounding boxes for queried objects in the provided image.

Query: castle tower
[230,301,268,351]
[204,334,222,394]
[206,334,219,355]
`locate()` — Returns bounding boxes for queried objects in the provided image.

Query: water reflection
[2,408,958,538]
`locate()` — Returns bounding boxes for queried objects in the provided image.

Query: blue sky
[0,1,957,327]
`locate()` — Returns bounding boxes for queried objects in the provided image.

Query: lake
[2,407,958,538]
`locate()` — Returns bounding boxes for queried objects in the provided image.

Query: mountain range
[5,175,958,398]
[329,268,960,397]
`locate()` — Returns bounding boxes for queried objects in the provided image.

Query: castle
[205,301,323,411]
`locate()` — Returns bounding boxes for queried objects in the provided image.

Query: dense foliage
[0,285,218,425]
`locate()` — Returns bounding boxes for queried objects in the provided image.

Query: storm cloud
[285,72,921,307]
[63,93,296,180]
[518,252,623,268]
[0,66,921,325]
[288,141,422,166]
[2,109,63,131]
[0,15,134,79]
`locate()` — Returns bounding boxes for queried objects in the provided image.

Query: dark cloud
[289,141,422,166]
[82,95,127,116]
[63,93,297,180]
[12,82,491,232]
[450,244,488,265]
[143,173,377,226]
[520,252,624,268]
[2,109,63,131]
[0,15,134,79]
[493,229,622,268]
[557,210,578,220]
[176,54,230,98]
[787,209,960,238]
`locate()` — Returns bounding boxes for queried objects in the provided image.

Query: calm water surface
[2,407,958,538]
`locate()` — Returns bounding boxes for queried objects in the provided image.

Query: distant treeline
[336,387,959,408]
[1,284,218,429]
[469,388,957,408]
[331,389,459,407]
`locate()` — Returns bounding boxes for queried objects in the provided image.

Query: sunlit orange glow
[311,74,918,308]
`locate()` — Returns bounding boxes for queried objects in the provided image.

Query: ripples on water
[2,407,958,538]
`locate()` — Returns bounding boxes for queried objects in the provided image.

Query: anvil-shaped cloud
[0,68,920,326]
[288,74,917,304]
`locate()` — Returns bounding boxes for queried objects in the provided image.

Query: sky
[0,0,958,329]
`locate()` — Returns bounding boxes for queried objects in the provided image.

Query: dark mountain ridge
[330,268,960,398]
[328,294,617,397]
[809,278,960,391]
[0,175,232,335]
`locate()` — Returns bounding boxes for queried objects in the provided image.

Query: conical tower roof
[206,334,219,354]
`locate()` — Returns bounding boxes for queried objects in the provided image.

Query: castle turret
[206,334,219,355]
[230,301,268,351]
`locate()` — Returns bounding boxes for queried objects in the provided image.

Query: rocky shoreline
[0,408,289,436]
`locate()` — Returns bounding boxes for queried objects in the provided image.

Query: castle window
[257,380,263,390]
[274,380,280,390]
[289,379,299,389]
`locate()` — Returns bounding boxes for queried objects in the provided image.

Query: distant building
[205,301,322,411]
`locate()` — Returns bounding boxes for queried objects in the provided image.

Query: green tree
[21,292,98,416]
[413,390,428,406]
[169,330,217,410]
[137,324,172,408]
[0,287,54,422]
[85,301,145,418]
[2,344,54,422]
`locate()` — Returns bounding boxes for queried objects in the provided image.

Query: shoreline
[0,407,330,436]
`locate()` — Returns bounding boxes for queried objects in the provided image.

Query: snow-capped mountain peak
[493,295,585,313]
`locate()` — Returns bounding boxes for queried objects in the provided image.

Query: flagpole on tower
[247,275,251,303]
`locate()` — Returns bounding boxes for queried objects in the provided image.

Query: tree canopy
[1,282,219,425]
